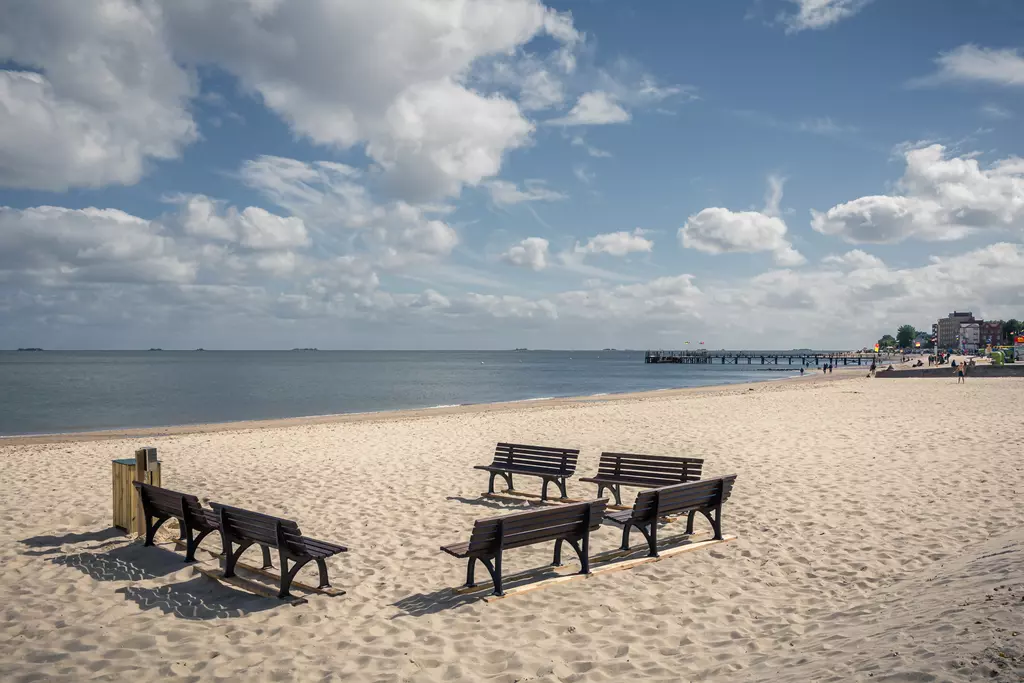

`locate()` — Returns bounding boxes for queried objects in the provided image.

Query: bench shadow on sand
[116,576,277,620]
[24,528,278,620]
[20,527,125,557]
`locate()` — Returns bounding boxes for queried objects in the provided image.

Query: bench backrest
[596,452,704,486]
[490,442,580,475]
[630,475,737,523]
[465,499,607,556]
[210,503,306,556]
[134,481,206,523]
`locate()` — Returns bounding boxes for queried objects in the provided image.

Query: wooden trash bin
[112,447,161,533]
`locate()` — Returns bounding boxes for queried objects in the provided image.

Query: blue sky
[1,0,1022,349]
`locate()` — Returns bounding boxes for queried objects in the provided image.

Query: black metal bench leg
[144,515,168,547]
[224,539,254,578]
[612,485,621,506]
[479,556,502,596]
[620,523,633,551]
[315,558,330,589]
[487,472,497,494]
[553,539,564,566]
[556,477,568,500]
[564,538,588,574]
[493,551,503,596]
[261,544,273,569]
[279,557,311,599]
[702,509,722,540]
[628,523,657,557]
[541,478,551,501]
[185,528,212,563]
[685,510,696,535]
[465,557,477,588]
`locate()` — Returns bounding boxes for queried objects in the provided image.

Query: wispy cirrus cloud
[780,0,874,33]
[910,45,1024,89]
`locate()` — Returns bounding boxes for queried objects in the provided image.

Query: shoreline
[0,369,836,446]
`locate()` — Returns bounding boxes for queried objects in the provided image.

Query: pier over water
[644,350,877,366]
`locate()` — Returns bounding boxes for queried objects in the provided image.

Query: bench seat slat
[488,453,576,466]
[502,522,592,550]
[220,516,294,540]
[488,460,576,471]
[501,503,606,533]
[441,541,472,558]
[444,500,608,561]
[295,537,348,557]
[601,452,704,465]
[492,450,575,461]
[595,463,696,476]
[581,453,705,498]
[496,443,580,455]
[581,474,686,487]
[475,464,570,476]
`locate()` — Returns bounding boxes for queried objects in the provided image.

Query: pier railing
[644,350,878,366]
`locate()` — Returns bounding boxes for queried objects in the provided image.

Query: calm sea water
[0,350,803,436]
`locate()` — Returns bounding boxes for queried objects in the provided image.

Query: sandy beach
[1,373,1022,682]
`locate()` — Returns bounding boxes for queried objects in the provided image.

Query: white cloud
[555,275,702,321]
[459,293,558,320]
[503,237,551,271]
[763,174,786,217]
[679,176,805,265]
[485,180,567,206]
[592,59,693,109]
[573,165,596,184]
[174,195,309,250]
[548,91,631,126]
[811,144,1024,244]
[236,208,310,251]
[160,0,578,201]
[367,79,534,200]
[822,250,886,270]
[574,229,653,257]
[0,205,196,286]
[571,136,613,158]
[782,0,873,33]
[0,1,196,190]
[914,45,1024,88]
[980,103,1013,120]
[479,54,568,111]
[680,209,805,266]
[239,155,458,268]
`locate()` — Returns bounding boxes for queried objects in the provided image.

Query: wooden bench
[475,442,580,501]
[133,481,220,562]
[210,503,348,599]
[603,475,737,557]
[580,452,704,506]
[441,499,608,596]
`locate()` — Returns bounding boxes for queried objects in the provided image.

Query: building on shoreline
[934,311,1010,350]
[980,320,1004,346]
[959,322,981,353]
[937,311,975,349]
